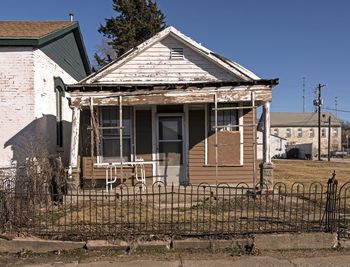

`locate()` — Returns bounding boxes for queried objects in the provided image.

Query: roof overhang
[66,78,279,92]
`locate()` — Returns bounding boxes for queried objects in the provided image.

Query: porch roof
[66,79,279,93]
[69,80,278,107]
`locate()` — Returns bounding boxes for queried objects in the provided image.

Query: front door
[157,115,184,185]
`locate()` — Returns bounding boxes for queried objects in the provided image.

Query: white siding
[98,36,241,84]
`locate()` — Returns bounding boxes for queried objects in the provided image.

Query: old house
[257,131,287,160]
[66,26,278,189]
[269,112,342,158]
[0,20,90,171]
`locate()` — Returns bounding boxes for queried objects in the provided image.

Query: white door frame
[155,112,187,185]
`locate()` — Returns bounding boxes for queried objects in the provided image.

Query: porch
[67,81,277,190]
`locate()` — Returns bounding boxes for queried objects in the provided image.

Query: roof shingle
[270,112,341,127]
[0,21,75,38]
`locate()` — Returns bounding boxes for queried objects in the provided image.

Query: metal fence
[0,176,350,241]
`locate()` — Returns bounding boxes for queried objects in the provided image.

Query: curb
[0,233,342,254]
[254,233,338,250]
[0,238,85,253]
[86,240,171,252]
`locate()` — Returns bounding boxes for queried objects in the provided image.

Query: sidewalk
[18,255,350,267]
[2,248,350,267]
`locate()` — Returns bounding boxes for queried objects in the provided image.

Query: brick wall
[33,49,76,165]
[0,47,35,167]
[0,47,77,168]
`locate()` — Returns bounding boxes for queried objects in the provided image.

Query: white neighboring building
[0,21,90,169]
[257,131,287,160]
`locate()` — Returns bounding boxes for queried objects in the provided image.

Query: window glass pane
[333,128,338,137]
[100,106,132,161]
[159,117,182,140]
[102,138,131,161]
[101,107,131,136]
[208,103,238,133]
[159,142,182,166]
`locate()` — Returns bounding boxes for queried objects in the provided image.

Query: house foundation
[259,162,274,188]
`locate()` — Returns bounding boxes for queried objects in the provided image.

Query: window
[321,128,326,138]
[208,103,238,134]
[273,128,279,136]
[309,128,314,138]
[333,127,338,137]
[286,128,291,138]
[206,103,240,165]
[297,128,302,138]
[170,48,184,59]
[100,106,132,162]
[55,86,64,148]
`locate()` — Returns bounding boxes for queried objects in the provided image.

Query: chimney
[69,13,74,22]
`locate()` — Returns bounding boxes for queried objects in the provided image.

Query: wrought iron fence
[0,176,349,241]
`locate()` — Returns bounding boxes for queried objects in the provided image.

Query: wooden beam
[69,107,80,168]
[71,88,272,107]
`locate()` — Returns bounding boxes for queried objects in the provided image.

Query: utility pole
[302,77,306,112]
[335,97,338,117]
[328,115,331,162]
[314,84,325,161]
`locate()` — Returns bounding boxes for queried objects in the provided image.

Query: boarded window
[207,103,240,165]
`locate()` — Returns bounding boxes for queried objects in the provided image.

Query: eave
[66,78,279,93]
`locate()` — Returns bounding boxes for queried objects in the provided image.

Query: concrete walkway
[19,255,350,267]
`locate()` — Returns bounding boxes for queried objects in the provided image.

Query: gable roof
[82,26,261,84]
[270,112,342,127]
[0,21,90,75]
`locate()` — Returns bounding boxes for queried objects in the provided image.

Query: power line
[324,107,350,114]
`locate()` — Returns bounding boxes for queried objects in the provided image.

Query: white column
[69,107,80,169]
[263,101,271,164]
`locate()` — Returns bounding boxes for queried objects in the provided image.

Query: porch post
[260,101,274,188]
[68,107,80,192]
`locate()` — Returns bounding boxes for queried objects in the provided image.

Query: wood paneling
[188,108,255,185]
[98,35,240,84]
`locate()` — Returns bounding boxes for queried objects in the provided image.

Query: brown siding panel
[188,108,255,185]
[135,110,153,185]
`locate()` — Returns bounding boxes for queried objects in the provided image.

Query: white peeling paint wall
[33,49,76,165]
[98,35,239,84]
[0,47,35,168]
[0,47,77,168]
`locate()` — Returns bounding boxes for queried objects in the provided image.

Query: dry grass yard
[273,159,350,187]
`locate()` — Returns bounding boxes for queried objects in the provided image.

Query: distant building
[257,131,287,160]
[265,112,342,158]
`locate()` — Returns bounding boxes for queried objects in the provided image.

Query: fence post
[325,171,338,232]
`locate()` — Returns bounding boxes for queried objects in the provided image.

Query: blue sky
[1,0,350,121]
